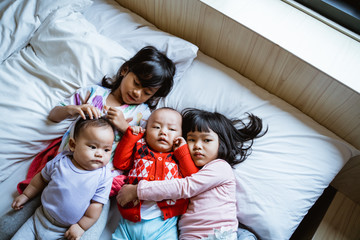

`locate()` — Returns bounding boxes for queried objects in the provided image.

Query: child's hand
[65,223,84,240]
[173,137,186,151]
[67,104,101,120]
[11,194,29,210]
[130,126,145,135]
[117,184,139,208]
[105,106,133,133]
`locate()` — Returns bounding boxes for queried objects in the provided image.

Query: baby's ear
[68,138,76,152]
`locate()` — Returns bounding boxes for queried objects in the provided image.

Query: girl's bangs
[186,115,212,134]
[138,75,163,88]
[133,63,165,88]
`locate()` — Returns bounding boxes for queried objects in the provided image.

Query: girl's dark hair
[182,108,267,167]
[74,117,115,140]
[102,46,175,109]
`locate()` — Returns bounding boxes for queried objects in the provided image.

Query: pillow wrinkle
[0,0,93,63]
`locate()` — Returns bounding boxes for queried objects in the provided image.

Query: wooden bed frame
[115,0,360,237]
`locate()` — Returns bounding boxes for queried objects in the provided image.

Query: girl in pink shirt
[117,108,266,239]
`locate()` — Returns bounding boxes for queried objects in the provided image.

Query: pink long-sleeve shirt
[138,159,238,239]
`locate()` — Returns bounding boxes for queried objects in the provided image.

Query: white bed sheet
[0,0,359,239]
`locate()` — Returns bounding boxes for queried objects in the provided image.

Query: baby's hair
[182,108,267,167]
[151,106,180,115]
[146,107,181,128]
[102,46,175,109]
[73,117,115,140]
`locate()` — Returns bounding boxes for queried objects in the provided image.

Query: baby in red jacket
[111,107,198,240]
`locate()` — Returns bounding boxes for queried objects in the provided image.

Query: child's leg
[148,216,178,240]
[112,215,132,240]
[36,205,69,239]
[0,195,41,240]
[12,205,68,240]
[237,226,257,240]
[112,216,179,240]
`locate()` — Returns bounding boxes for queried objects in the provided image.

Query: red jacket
[113,127,198,222]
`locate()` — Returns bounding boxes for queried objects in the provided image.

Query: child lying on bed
[11,117,114,240]
[111,107,198,240]
[1,46,176,239]
[117,108,266,239]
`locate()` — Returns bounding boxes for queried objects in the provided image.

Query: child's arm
[173,137,199,177]
[106,106,133,134]
[12,172,48,210]
[118,160,232,206]
[113,127,144,170]
[48,104,101,122]
[64,201,103,240]
[48,86,102,122]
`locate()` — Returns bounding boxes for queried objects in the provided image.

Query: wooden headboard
[115,0,360,203]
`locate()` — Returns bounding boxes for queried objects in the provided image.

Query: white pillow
[29,5,132,89]
[83,0,199,83]
[158,52,360,240]
[0,0,93,63]
[0,6,132,182]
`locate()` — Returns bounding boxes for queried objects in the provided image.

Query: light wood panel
[331,155,360,203]
[115,0,360,202]
[313,191,360,240]
[116,0,360,150]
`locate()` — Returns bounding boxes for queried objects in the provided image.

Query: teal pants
[112,215,178,240]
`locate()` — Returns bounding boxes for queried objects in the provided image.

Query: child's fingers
[92,107,101,119]
[174,137,183,145]
[81,105,101,119]
[12,199,19,209]
[103,105,109,115]
[78,110,86,120]
[11,203,22,210]
[79,105,93,119]
[130,127,138,135]
[106,107,122,117]
[174,137,186,150]
[86,110,93,119]
[106,106,116,115]
[85,106,96,119]
[107,106,117,113]
[91,107,100,119]
[131,126,143,135]
[76,106,86,120]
